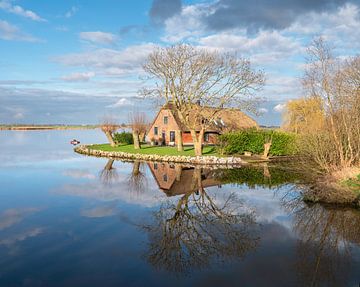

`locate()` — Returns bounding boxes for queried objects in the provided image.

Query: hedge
[114,132,133,145]
[217,129,297,156]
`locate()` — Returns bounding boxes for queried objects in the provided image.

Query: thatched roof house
[147,102,257,145]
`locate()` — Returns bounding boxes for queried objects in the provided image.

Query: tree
[100,116,118,147]
[282,97,325,134]
[300,37,360,171]
[142,44,265,156]
[128,111,148,150]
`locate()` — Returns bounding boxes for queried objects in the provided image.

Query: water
[0,130,359,287]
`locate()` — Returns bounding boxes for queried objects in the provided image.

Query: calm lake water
[0,129,359,287]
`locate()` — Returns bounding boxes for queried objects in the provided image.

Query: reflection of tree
[289,203,360,287]
[127,160,147,194]
[142,166,259,273]
[99,159,118,185]
[214,164,309,189]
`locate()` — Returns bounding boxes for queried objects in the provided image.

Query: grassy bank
[89,144,218,157]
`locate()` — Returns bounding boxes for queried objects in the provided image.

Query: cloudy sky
[0,0,359,125]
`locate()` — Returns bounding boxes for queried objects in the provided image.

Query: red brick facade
[147,108,221,145]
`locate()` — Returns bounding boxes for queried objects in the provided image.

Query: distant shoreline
[0,125,99,131]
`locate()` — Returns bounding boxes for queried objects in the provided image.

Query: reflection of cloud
[219,185,296,231]
[0,227,44,246]
[81,204,117,218]
[54,181,164,208]
[0,208,40,231]
[63,169,96,180]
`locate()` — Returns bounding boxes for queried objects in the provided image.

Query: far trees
[142,44,265,156]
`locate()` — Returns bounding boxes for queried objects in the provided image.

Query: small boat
[70,139,80,145]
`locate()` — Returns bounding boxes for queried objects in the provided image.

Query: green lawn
[343,174,360,194]
[89,144,218,157]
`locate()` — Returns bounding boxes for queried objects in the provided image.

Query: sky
[0,0,359,126]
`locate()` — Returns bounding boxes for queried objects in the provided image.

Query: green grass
[89,144,218,157]
[342,174,360,193]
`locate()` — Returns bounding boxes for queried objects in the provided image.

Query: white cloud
[0,0,46,21]
[79,31,117,45]
[0,20,39,42]
[258,108,268,114]
[5,106,26,119]
[107,98,134,108]
[162,3,211,43]
[61,71,95,82]
[273,103,286,112]
[286,3,360,50]
[198,30,303,66]
[65,6,79,18]
[55,43,157,76]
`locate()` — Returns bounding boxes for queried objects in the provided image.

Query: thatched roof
[162,102,258,132]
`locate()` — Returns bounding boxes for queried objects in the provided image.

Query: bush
[114,132,133,145]
[217,128,297,156]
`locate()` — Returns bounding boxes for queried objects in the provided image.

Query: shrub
[217,129,297,156]
[114,132,133,145]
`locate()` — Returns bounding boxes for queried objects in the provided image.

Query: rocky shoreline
[74,145,246,166]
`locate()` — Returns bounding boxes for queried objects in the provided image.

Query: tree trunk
[105,131,116,147]
[175,164,182,181]
[133,160,140,176]
[190,129,204,156]
[176,130,183,152]
[104,159,115,170]
[262,142,272,159]
[133,131,141,149]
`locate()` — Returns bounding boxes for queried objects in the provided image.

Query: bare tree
[100,116,118,147]
[128,111,148,150]
[301,37,360,171]
[142,44,265,156]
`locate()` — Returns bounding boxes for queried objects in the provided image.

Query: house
[147,162,221,197]
[147,102,258,145]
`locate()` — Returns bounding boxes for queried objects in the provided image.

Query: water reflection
[142,164,259,273]
[1,130,360,287]
[291,203,360,287]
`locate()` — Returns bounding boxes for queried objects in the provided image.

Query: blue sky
[0,0,359,125]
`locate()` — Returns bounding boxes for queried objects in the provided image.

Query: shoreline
[74,144,247,166]
[0,125,98,131]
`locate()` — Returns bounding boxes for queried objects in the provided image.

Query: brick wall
[148,109,219,145]
[147,109,180,145]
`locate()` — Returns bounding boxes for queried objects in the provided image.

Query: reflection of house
[147,102,258,146]
[147,162,221,196]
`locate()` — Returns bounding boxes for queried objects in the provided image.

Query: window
[170,131,175,142]
[163,116,168,124]
[163,174,168,182]
[154,127,158,135]
[154,163,158,170]
[204,133,210,142]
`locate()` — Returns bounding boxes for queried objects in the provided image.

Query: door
[170,131,175,142]
[162,131,166,145]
